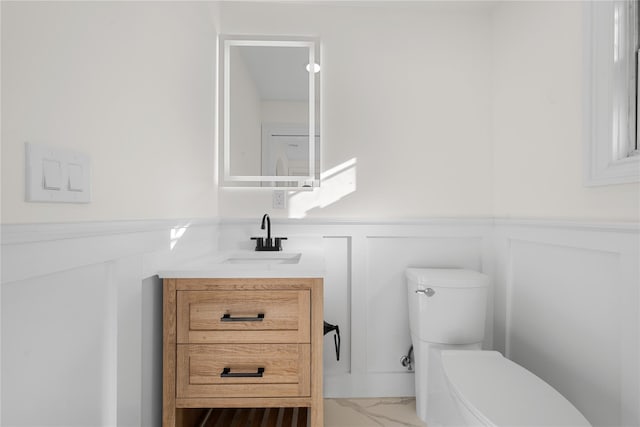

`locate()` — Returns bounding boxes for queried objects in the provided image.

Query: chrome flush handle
[415,288,436,297]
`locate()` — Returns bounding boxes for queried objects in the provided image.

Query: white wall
[1,1,218,223]
[490,4,640,425]
[1,2,221,425]
[2,2,639,427]
[218,2,494,219]
[5,0,635,222]
[219,1,639,223]
[491,1,639,221]
[261,100,308,124]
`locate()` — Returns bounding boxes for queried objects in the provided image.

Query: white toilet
[406,268,591,427]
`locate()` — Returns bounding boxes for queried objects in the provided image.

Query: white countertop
[157,248,325,279]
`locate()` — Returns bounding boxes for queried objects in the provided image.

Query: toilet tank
[406,268,488,345]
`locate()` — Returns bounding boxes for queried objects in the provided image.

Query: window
[585,0,640,185]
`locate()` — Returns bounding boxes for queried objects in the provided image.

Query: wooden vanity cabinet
[163,278,323,427]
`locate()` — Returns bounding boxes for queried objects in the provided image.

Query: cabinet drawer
[177,290,310,343]
[176,343,310,399]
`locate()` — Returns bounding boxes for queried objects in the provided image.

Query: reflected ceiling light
[306,63,321,73]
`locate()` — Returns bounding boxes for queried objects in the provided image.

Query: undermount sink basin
[222,252,302,265]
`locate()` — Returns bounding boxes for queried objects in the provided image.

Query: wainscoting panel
[1,220,218,427]
[509,240,621,426]
[365,236,483,374]
[494,221,639,427]
[2,263,114,426]
[322,237,352,376]
[2,218,637,426]
[217,219,495,398]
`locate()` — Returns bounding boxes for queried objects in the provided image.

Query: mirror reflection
[222,37,320,188]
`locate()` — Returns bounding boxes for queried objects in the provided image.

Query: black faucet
[251,213,287,251]
[261,213,271,242]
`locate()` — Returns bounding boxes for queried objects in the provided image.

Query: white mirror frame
[220,36,320,188]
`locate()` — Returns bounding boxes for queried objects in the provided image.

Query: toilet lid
[441,351,591,427]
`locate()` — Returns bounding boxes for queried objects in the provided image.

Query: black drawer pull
[220,367,265,378]
[221,313,265,322]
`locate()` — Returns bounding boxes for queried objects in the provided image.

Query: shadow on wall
[288,158,357,218]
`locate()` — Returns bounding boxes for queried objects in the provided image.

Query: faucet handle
[274,237,288,251]
[250,237,264,250]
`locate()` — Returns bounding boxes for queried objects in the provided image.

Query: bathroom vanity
[159,251,324,427]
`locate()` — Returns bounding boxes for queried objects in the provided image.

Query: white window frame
[584,0,640,186]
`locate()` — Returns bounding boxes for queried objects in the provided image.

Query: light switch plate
[25,142,91,203]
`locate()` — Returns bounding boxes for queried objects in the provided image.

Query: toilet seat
[441,351,591,427]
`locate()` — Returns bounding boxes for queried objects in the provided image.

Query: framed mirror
[220,35,321,188]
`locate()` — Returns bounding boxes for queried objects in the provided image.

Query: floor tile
[324,398,427,427]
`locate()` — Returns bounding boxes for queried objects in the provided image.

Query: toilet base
[412,338,481,426]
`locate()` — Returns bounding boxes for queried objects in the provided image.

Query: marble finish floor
[324,398,427,427]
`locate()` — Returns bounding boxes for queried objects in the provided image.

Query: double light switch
[26,142,90,203]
